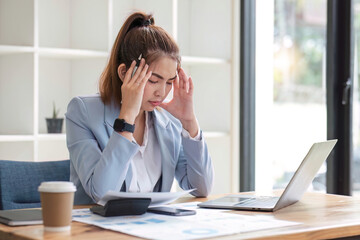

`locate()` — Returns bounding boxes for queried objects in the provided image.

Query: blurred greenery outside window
[267,0,327,191]
[274,0,326,104]
[269,0,360,193]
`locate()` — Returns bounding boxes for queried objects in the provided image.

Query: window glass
[256,0,327,193]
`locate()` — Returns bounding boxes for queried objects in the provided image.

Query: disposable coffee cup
[38,181,76,232]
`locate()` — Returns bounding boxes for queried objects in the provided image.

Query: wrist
[181,118,199,138]
[119,131,133,142]
[118,111,136,124]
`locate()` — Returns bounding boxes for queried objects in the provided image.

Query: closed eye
[148,79,158,84]
[149,79,173,86]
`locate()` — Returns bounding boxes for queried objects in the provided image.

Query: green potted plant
[46,102,63,133]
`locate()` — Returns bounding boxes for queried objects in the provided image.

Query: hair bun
[142,17,154,27]
[143,19,152,26]
[127,15,154,34]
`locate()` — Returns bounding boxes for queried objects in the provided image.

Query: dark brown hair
[99,11,181,105]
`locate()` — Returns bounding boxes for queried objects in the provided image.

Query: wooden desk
[1,192,360,240]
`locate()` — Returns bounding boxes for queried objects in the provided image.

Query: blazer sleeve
[175,131,214,197]
[66,97,139,202]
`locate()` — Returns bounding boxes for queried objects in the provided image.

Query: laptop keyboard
[235,196,279,208]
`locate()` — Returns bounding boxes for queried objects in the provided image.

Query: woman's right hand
[119,58,152,124]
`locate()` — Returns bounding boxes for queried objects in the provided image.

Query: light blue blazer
[66,95,214,204]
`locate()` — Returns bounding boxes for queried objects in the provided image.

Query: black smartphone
[147,207,196,216]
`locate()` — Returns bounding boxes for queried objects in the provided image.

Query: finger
[171,74,180,98]
[178,68,189,91]
[136,64,149,85]
[178,68,189,81]
[173,74,180,89]
[188,76,194,95]
[184,75,189,93]
[130,58,146,85]
[123,60,137,84]
[139,70,152,88]
[179,69,184,90]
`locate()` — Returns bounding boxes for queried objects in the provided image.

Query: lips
[149,101,161,106]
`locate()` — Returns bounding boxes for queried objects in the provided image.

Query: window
[255,0,327,192]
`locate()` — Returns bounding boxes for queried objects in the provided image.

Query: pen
[132,54,142,77]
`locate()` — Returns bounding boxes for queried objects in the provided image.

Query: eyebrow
[152,72,177,81]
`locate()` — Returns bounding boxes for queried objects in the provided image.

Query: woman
[66,11,214,204]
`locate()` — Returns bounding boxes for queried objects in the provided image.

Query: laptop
[0,209,42,226]
[198,139,337,212]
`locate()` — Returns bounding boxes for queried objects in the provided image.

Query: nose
[154,83,167,97]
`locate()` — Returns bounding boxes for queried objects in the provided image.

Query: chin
[144,105,156,112]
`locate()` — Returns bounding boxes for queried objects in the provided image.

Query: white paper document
[97,189,195,206]
[73,202,300,240]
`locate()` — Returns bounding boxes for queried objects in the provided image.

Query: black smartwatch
[113,119,135,133]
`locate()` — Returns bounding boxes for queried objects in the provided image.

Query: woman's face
[141,56,178,111]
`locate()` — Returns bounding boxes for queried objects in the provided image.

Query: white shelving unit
[0,0,239,194]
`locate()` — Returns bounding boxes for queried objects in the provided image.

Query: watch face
[113,119,135,133]
[114,119,125,132]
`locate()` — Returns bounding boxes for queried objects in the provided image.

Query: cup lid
[38,181,76,193]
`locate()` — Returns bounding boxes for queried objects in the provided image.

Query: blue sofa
[0,160,70,210]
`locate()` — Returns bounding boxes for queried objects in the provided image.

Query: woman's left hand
[160,67,199,137]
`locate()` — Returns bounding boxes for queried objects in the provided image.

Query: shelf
[182,56,229,65]
[0,135,35,142]
[38,48,108,59]
[37,134,66,141]
[0,46,229,63]
[0,45,34,55]
[0,45,109,59]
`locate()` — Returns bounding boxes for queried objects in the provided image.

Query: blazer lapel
[104,101,120,138]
